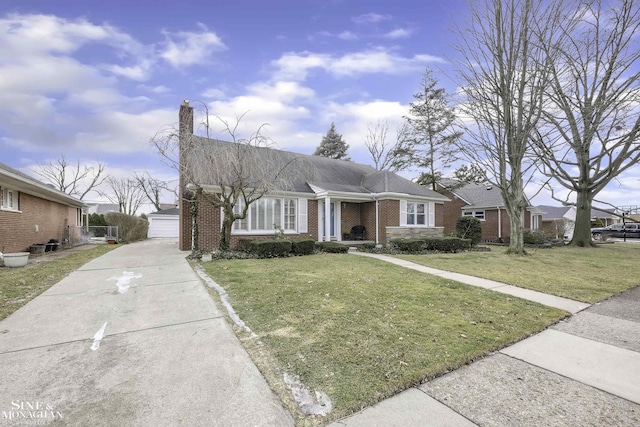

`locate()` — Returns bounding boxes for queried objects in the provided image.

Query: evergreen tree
[397,68,462,191]
[314,122,350,160]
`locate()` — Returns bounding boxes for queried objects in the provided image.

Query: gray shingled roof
[537,205,572,220]
[447,182,506,208]
[149,207,179,216]
[186,137,447,200]
[0,161,84,207]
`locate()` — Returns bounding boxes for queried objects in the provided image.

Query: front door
[321,202,336,239]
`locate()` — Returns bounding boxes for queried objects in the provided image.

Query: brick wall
[0,192,78,253]
[180,194,319,251]
[340,202,362,238]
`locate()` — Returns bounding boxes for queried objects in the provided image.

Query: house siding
[0,192,78,253]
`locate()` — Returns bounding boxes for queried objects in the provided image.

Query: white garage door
[148,216,179,238]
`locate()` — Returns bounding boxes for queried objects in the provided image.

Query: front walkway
[329,252,640,426]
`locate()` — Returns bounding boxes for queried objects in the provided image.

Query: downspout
[375,196,380,246]
[497,206,502,242]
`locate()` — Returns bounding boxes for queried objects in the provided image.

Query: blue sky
[0,0,637,209]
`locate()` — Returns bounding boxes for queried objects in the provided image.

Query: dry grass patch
[0,245,118,321]
[202,254,566,424]
[396,243,640,303]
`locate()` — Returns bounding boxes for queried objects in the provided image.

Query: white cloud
[201,87,227,99]
[352,13,392,25]
[383,28,413,39]
[338,31,358,41]
[271,48,445,81]
[160,23,226,67]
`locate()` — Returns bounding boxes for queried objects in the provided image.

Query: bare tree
[153,101,316,251]
[453,0,558,254]
[33,155,106,200]
[101,176,146,216]
[363,120,410,171]
[397,68,462,191]
[133,172,173,212]
[533,0,640,247]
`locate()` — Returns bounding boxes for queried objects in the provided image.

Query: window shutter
[400,200,407,226]
[298,199,308,233]
[428,202,435,226]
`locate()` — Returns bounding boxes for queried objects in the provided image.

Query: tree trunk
[219,205,233,251]
[569,189,594,247]
[505,203,526,255]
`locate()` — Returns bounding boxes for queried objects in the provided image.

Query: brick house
[0,162,85,253]
[177,102,449,251]
[438,180,542,243]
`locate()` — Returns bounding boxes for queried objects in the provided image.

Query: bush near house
[390,237,472,253]
[105,212,148,243]
[237,237,316,257]
[315,242,350,253]
[523,229,546,245]
[455,216,482,246]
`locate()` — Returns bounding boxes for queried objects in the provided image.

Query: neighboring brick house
[0,162,85,253]
[177,102,449,251]
[438,180,542,243]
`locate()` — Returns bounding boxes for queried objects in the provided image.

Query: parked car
[591,223,640,240]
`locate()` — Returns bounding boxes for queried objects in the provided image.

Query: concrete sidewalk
[329,252,640,426]
[0,239,292,426]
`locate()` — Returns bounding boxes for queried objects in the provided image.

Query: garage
[147,208,179,238]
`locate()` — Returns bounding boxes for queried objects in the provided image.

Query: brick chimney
[178,100,194,251]
[179,99,193,137]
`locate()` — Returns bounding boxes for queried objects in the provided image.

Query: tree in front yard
[456,216,482,246]
[532,0,640,247]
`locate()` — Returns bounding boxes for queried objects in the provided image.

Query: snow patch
[108,271,143,293]
[90,322,108,351]
[194,265,257,338]
[284,373,333,416]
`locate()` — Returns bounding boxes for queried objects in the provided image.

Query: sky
[0,0,638,212]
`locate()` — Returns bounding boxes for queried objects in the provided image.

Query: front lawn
[0,245,118,321]
[395,244,640,303]
[202,254,566,424]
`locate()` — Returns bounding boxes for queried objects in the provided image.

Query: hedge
[250,239,292,257]
[389,238,426,253]
[290,238,316,255]
[424,236,471,253]
[455,216,483,246]
[315,242,350,253]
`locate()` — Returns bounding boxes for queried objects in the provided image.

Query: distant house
[177,102,450,251]
[0,161,85,253]
[438,180,542,243]
[537,205,619,240]
[147,207,179,238]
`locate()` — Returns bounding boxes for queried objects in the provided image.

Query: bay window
[232,197,297,232]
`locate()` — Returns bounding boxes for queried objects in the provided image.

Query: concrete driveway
[0,239,292,426]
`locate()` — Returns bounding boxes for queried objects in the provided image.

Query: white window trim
[400,200,435,227]
[0,187,20,212]
[463,210,486,221]
[230,197,304,235]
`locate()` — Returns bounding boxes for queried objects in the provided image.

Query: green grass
[0,245,118,321]
[202,254,566,424]
[396,244,640,304]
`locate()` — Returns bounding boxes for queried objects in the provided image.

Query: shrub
[523,229,546,245]
[455,216,482,246]
[389,238,426,253]
[237,238,255,252]
[250,239,292,257]
[424,237,471,253]
[315,242,349,253]
[290,238,316,256]
[105,212,148,243]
